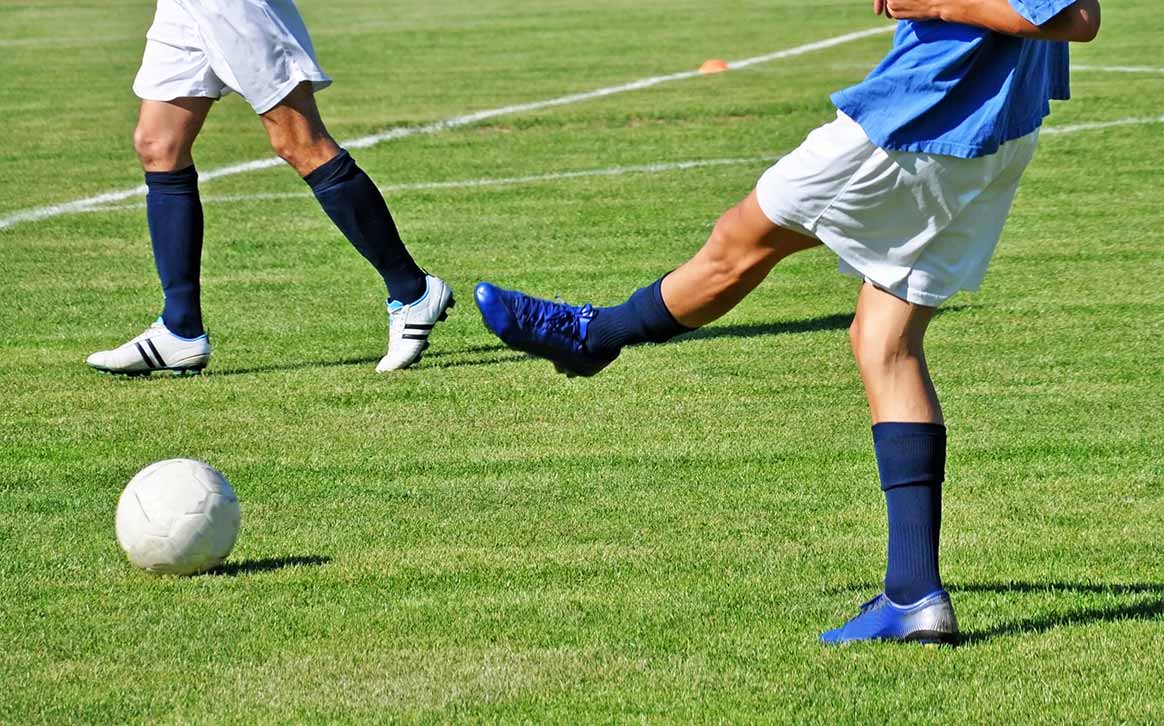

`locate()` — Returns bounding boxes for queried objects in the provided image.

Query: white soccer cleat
[376,275,455,372]
[86,318,211,376]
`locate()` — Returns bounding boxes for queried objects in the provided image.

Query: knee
[268,134,304,169]
[704,211,764,283]
[268,132,333,176]
[133,125,191,170]
[850,316,916,376]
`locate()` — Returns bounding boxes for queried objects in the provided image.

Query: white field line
[1040,115,1164,135]
[1073,65,1164,74]
[0,36,131,48]
[0,26,893,232]
[75,112,1164,214]
[78,157,773,213]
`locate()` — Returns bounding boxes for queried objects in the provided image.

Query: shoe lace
[858,594,888,613]
[512,295,593,340]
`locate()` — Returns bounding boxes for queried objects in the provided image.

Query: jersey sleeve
[1007,0,1079,26]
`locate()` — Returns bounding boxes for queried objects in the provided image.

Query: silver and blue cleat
[821,589,959,646]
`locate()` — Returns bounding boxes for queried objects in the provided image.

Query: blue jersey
[831,0,1077,159]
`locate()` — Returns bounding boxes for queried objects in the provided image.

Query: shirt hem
[833,101,1050,158]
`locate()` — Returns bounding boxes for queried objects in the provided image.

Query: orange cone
[699,59,730,75]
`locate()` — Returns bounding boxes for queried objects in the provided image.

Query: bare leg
[846,282,948,615]
[661,191,821,328]
[259,82,341,176]
[134,98,214,338]
[134,98,213,171]
[267,82,428,305]
[849,282,942,424]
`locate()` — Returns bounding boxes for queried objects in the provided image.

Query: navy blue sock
[584,277,691,356]
[304,150,426,303]
[873,422,947,605]
[146,166,204,338]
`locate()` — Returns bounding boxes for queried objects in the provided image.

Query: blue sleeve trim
[1008,0,1079,26]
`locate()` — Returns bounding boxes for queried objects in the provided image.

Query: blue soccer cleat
[820,590,959,646]
[474,282,618,378]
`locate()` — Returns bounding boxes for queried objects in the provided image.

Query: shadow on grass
[209,555,331,576]
[827,580,1164,645]
[422,351,529,370]
[166,305,973,378]
[208,344,511,377]
[681,312,853,342]
[677,304,969,344]
[950,581,1164,645]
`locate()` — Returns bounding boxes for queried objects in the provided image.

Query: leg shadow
[208,345,511,377]
[421,351,529,370]
[828,581,1164,645]
[681,312,853,342]
[208,555,331,576]
[210,356,381,378]
[677,305,969,343]
[948,581,1164,645]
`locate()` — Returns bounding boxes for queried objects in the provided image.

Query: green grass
[3,0,1163,722]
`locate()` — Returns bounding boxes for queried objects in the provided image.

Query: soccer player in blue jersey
[86,0,454,376]
[475,0,1101,644]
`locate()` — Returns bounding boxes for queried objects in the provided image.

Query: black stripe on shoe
[146,339,167,368]
[135,342,158,369]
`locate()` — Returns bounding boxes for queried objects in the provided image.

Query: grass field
[3,0,1163,722]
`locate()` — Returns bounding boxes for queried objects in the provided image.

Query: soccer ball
[115,458,241,575]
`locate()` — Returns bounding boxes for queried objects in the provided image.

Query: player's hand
[879,0,944,20]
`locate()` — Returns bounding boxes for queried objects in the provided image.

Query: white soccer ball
[115,458,241,575]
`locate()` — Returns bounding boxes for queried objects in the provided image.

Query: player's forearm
[936,0,1101,42]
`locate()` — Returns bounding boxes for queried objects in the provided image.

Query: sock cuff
[304,149,356,191]
[144,165,198,192]
[645,276,692,336]
[872,422,947,490]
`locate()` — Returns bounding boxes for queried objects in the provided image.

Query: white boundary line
[72,112,1164,214]
[1040,115,1164,135]
[0,26,893,232]
[1073,65,1164,74]
[78,157,773,213]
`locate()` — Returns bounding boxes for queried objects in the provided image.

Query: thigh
[182,0,332,115]
[133,0,227,103]
[919,133,1040,294]
[852,282,942,424]
[259,83,331,142]
[854,281,937,347]
[259,82,340,175]
[754,111,877,237]
[137,98,214,146]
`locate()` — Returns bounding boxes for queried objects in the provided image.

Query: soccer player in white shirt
[87,0,454,376]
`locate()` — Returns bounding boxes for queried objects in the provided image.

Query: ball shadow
[208,554,332,576]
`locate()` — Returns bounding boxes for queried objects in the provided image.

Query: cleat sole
[90,365,206,378]
[438,295,456,322]
[904,630,959,647]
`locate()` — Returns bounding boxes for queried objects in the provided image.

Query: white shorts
[756,111,1039,307]
[133,0,332,114]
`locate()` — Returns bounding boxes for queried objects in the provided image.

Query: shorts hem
[250,74,332,114]
[754,190,818,240]
[832,251,952,308]
[133,85,223,103]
